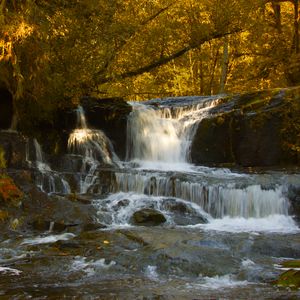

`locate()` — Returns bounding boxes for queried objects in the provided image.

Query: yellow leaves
[0,38,12,62]
[14,21,34,41]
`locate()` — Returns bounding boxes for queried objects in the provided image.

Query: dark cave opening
[0,87,13,129]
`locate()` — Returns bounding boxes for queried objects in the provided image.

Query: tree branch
[96,28,242,84]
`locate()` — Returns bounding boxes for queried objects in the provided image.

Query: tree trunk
[219,36,229,94]
[293,0,299,53]
[271,2,282,33]
[209,48,219,95]
[199,48,204,95]
[10,105,18,131]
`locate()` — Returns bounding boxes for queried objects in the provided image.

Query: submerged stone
[131,208,166,226]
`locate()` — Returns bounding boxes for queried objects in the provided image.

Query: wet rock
[80,96,132,159]
[162,199,208,225]
[287,185,300,223]
[87,168,117,194]
[112,199,130,211]
[30,220,67,232]
[0,131,29,169]
[191,87,300,167]
[83,223,107,231]
[0,170,100,233]
[131,208,166,226]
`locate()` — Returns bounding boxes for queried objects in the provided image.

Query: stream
[0,97,300,299]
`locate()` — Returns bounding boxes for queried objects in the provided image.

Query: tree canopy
[0,0,299,124]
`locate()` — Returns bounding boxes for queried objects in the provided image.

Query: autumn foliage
[0,176,23,204]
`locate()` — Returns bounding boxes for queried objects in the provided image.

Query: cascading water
[3,96,300,299]
[28,139,70,194]
[113,172,289,218]
[68,106,119,193]
[96,96,298,230]
[126,97,221,164]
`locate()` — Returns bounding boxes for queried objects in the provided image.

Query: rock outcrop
[191,87,300,167]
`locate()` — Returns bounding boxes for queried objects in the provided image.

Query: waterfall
[126,98,221,163]
[113,171,289,218]
[30,139,70,194]
[68,106,119,165]
[108,96,295,223]
[68,106,119,193]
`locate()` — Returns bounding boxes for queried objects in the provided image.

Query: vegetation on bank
[0,147,23,222]
[1,0,300,127]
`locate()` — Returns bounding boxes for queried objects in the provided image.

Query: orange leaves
[0,177,23,203]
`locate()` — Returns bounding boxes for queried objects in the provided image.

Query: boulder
[131,208,166,226]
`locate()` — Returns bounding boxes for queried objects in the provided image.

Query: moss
[230,88,283,113]
[274,269,300,290]
[281,260,300,268]
[0,146,6,169]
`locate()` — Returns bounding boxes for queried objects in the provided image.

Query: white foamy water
[114,172,290,218]
[145,265,159,281]
[68,106,119,166]
[197,215,300,233]
[71,256,116,276]
[68,106,120,193]
[0,266,22,276]
[92,192,299,233]
[186,275,250,290]
[126,98,220,164]
[21,233,75,245]
[93,192,211,227]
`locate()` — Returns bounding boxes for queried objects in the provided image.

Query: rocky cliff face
[191,87,300,167]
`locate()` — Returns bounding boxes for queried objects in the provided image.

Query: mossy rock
[274,269,300,289]
[281,260,300,268]
[191,87,300,167]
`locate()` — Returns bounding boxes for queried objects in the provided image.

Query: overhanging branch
[96,28,242,85]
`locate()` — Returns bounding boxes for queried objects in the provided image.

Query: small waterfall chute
[27,139,71,194]
[67,105,120,193]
